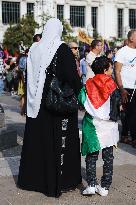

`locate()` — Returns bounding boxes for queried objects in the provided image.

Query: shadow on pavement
[4,105,20,113]
[6,122,25,139]
[0,122,24,185]
[118,142,136,156]
[81,166,86,181]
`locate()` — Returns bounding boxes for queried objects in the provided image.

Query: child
[78,56,119,196]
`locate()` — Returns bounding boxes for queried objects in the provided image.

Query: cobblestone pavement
[0,94,136,205]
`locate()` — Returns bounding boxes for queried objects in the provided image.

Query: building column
[0,1,2,25]
[64,3,70,21]
[42,0,54,17]
[98,2,117,39]
[85,4,91,29]
[0,1,3,42]
[123,6,129,37]
[20,0,27,17]
[34,1,41,32]
[98,3,105,37]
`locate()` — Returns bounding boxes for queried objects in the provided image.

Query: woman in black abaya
[17,18,82,197]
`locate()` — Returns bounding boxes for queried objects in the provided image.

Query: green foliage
[39,12,52,30]
[108,37,124,48]
[93,29,103,40]
[93,29,99,38]
[3,15,39,53]
[61,19,77,43]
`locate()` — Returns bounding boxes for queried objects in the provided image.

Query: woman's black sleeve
[57,44,82,95]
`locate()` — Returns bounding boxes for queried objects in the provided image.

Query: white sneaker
[95,185,108,196]
[82,186,96,195]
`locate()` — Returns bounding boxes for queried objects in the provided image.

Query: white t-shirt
[86,51,97,66]
[115,45,136,89]
[86,51,99,80]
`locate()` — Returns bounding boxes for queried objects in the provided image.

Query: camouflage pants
[86,146,114,190]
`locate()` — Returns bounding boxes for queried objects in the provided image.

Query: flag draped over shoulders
[86,74,116,109]
[78,74,116,120]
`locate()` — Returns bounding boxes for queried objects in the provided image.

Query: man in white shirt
[115,29,136,148]
[86,40,103,80]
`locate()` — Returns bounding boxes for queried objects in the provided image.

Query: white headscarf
[27,18,63,118]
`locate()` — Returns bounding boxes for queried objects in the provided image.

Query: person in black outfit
[17,18,82,197]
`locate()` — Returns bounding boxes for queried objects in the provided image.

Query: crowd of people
[0,34,42,115]
[69,37,134,149]
[0,32,118,119]
[0,18,136,199]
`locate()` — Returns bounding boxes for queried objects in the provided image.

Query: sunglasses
[71,47,79,50]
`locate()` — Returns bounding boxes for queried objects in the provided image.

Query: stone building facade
[0,0,136,42]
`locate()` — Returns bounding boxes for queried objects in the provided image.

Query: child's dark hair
[91,56,112,74]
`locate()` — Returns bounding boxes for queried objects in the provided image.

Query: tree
[3,15,39,54]
[61,19,77,43]
[39,12,52,31]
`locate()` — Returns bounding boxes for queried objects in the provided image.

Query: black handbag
[45,53,78,114]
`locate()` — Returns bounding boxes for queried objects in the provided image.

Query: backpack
[18,56,27,71]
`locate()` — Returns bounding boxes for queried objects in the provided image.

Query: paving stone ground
[0,94,136,205]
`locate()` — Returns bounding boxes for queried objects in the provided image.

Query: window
[129,9,136,29]
[117,9,123,38]
[27,3,34,16]
[2,1,20,24]
[91,7,98,34]
[57,5,64,20]
[70,6,85,27]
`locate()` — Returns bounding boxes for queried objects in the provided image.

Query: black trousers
[120,110,129,137]
[125,89,136,141]
[86,146,114,190]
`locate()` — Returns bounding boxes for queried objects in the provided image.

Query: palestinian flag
[78,74,119,155]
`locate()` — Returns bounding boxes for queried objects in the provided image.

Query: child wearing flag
[78,56,119,196]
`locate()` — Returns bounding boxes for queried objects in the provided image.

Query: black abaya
[17,44,82,197]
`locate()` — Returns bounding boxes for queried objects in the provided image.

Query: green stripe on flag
[81,113,101,156]
[78,87,86,107]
